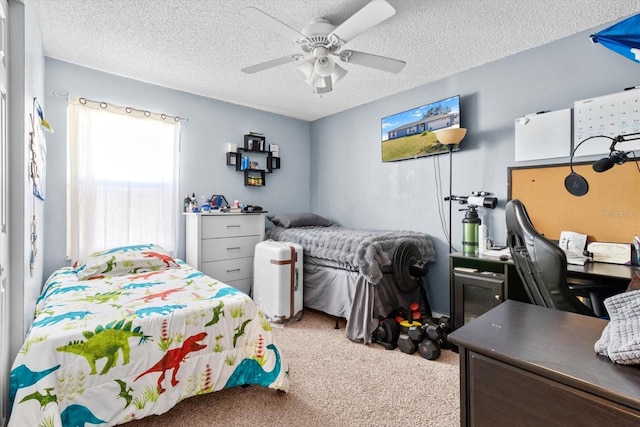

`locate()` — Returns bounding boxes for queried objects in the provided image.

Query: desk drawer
[200,236,261,262]
[201,257,254,283]
[201,215,262,238]
[469,352,640,426]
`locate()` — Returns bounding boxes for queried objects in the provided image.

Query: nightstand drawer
[201,257,254,283]
[201,214,262,238]
[200,236,261,262]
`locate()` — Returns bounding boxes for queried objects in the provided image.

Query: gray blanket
[595,289,640,365]
[265,226,436,284]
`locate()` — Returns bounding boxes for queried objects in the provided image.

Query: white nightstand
[185,212,265,295]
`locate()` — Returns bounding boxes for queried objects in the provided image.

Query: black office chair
[505,199,599,317]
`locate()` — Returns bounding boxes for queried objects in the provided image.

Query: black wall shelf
[226,133,281,186]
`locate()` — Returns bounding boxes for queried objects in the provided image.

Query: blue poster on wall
[590,13,640,63]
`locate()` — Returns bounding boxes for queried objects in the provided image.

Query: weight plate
[393,241,423,292]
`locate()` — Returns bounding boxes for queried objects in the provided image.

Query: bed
[264,213,437,343]
[8,244,289,427]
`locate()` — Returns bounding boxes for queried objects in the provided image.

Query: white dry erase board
[514,109,571,162]
[574,89,640,156]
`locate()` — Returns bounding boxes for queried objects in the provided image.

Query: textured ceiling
[36,0,640,122]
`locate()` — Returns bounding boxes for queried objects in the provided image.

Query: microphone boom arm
[565,132,640,196]
[571,131,640,173]
[609,131,640,156]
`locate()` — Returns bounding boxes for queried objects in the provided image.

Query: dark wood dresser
[448,300,640,426]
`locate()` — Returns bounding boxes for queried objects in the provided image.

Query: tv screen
[381,95,461,162]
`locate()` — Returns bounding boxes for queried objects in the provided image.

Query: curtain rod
[53,91,188,122]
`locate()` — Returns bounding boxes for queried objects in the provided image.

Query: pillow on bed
[75,243,179,280]
[266,212,333,228]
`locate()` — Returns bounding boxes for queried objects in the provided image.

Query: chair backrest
[505,199,594,316]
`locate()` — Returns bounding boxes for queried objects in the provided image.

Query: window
[67,98,181,261]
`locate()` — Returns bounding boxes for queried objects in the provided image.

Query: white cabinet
[185,213,265,295]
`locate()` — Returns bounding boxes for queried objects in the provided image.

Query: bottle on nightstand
[183,194,191,212]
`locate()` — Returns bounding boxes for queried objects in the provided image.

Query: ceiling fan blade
[240,7,308,43]
[241,54,303,74]
[339,50,406,73]
[329,0,396,45]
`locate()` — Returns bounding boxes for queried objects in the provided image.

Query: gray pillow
[267,213,333,228]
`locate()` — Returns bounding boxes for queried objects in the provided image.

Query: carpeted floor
[127,309,460,427]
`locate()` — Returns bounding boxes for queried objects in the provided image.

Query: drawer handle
[226,225,241,228]
[226,268,241,273]
[226,247,241,250]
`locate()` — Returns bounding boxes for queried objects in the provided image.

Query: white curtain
[67,98,181,261]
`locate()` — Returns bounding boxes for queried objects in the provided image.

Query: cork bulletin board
[508,161,640,244]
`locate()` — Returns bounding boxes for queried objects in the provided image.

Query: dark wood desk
[448,300,640,427]
[449,253,637,330]
[567,261,638,281]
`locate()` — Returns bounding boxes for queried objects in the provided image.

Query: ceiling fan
[240,0,406,94]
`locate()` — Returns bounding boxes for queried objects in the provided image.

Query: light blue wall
[42,59,311,279]
[310,26,640,314]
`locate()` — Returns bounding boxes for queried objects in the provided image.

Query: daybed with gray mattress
[265,213,437,343]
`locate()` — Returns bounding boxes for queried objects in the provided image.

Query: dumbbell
[408,324,424,342]
[424,321,444,341]
[424,317,453,350]
[397,333,417,354]
[397,319,421,354]
[436,316,452,332]
[406,324,442,361]
[371,317,399,350]
[437,316,453,349]
[418,338,441,360]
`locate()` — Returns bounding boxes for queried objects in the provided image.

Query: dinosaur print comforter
[8,260,289,427]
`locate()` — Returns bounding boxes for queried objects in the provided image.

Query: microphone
[592,150,629,172]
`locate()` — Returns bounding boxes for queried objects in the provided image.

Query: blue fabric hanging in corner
[590,13,640,64]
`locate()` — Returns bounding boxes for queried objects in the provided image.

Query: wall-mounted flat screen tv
[381,95,461,162]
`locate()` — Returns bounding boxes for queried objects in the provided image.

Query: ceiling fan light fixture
[314,55,335,77]
[331,63,348,84]
[314,76,333,94]
[312,72,327,88]
[297,61,314,83]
